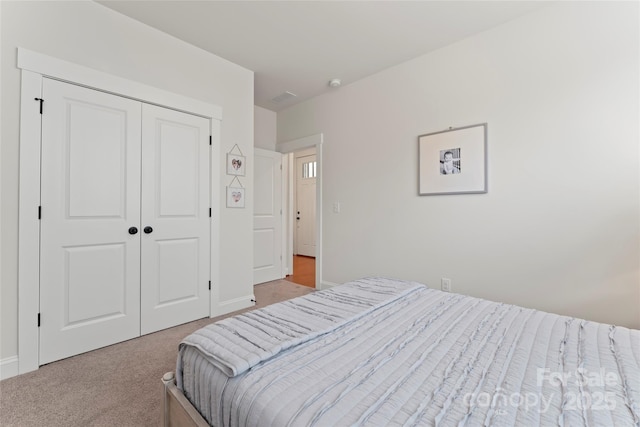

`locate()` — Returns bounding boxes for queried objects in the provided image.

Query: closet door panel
[39,79,142,365]
[141,104,210,334]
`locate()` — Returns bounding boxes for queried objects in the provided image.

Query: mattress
[177,278,640,427]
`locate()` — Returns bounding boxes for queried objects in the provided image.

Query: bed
[162,277,640,426]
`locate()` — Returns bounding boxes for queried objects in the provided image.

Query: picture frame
[226,186,245,208]
[418,123,487,196]
[227,153,246,176]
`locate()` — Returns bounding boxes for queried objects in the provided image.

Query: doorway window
[302,161,317,179]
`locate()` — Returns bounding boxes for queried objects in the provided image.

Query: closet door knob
[144,226,153,234]
[128,227,138,235]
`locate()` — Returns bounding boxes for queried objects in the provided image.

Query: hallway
[285,255,315,288]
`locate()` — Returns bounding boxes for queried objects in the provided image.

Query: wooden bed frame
[162,372,209,427]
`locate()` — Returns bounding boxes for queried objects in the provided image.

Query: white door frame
[277,134,324,289]
[17,48,222,375]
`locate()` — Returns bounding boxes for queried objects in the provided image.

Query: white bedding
[177,278,640,426]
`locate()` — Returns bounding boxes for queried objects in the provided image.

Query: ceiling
[98,1,549,112]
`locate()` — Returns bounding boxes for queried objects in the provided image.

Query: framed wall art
[226,185,245,208]
[418,123,487,196]
[227,153,246,176]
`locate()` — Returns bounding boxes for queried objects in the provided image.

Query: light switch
[333,202,341,213]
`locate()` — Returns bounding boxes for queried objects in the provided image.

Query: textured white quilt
[177,278,640,427]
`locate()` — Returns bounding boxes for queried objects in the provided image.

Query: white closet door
[39,79,142,364]
[140,104,210,335]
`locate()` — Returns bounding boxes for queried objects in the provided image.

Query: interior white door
[140,104,211,335]
[39,78,142,364]
[253,149,283,284]
[296,155,316,257]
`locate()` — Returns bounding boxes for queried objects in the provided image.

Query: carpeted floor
[0,280,314,427]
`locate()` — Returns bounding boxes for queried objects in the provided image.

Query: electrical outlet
[441,278,452,292]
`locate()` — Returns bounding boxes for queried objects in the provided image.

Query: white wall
[278,2,640,328]
[254,105,277,150]
[0,1,254,363]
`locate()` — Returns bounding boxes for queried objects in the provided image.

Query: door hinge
[280,164,283,170]
[208,281,211,291]
[37,313,41,327]
[209,208,212,218]
[209,136,212,146]
[38,206,42,220]
[34,98,44,114]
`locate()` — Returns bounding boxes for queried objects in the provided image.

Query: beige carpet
[0,280,314,427]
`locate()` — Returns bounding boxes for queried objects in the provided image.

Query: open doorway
[285,148,316,288]
[277,134,322,290]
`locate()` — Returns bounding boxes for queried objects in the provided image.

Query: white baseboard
[212,294,255,317]
[318,281,340,290]
[0,356,19,380]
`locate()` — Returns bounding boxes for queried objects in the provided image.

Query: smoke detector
[328,78,342,88]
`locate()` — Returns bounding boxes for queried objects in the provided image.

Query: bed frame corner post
[162,372,175,427]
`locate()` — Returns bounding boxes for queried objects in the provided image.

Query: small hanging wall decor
[227,144,246,176]
[226,176,245,208]
[418,123,487,196]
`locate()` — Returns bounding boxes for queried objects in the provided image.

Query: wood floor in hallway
[285,255,315,288]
